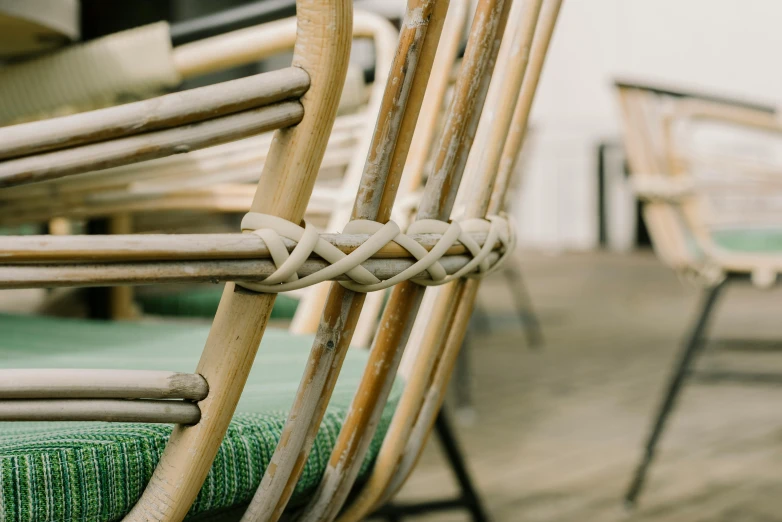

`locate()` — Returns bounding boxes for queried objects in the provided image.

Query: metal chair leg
[453,329,474,413]
[624,279,728,507]
[502,264,544,349]
[472,301,493,335]
[368,408,491,521]
[434,408,491,522]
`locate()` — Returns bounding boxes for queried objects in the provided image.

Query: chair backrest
[289,0,472,347]
[339,1,563,517]
[271,1,561,520]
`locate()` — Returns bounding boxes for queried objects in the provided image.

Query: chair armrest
[631,173,694,201]
[668,98,780,133]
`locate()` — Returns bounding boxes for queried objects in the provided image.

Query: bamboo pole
[0,399,201,424]
[108,213,137,320]
[0,230,494,262]
[0,114,363,203]
[379,0,564,508]
[0,67,309,161]
[328,0,527,520]
[240,2,449,521]
[122,0,353,520]
[0,252,501,290]
[0,370,208,400]
[0,102,304,188]
[290,0,468,342]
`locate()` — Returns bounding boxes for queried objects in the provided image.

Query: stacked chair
[0,5,401,324]
[0,1,561,521]
[617,80,782,505]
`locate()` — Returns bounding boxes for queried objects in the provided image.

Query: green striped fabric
[0,314,401,521]
[0,225,40,236]
[136,288,300,320]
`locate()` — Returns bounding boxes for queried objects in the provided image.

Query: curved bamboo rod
[289,9,403,342]
[380,0,563,508]
[0,399,202,424]
[0,68,309,161]
[320,0,519,520]
[0,369,208,400]
[173,17,297,80]
[0,252,501,290]
[0,10,389,192]
[1,230,493,263]
[121,0,353,520]
[291,0,470,348]
[239,2,449,521]
[0,101,303,188]
[0,113,363,203]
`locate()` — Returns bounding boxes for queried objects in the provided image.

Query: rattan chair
[0,1,357,519]
[616,80,782,505]
[0,9,397,322]
[0,0,557,520]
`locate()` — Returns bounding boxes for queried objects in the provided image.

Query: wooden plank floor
[393,250,782,521]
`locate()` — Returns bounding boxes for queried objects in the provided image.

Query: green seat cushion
[137,288,300,320]
[711,228,782,253]
[0,314,401,521]
[0,225,40,235]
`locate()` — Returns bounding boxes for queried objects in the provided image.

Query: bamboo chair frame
[237,2,452,519]
[0,2,514,522]
[0,9,398,323]
[0,10,397,208]
[0,0,354,520]
[334,2,562,519]
[300,0,525,516]
[0,2,535,521]
[290,0,472,348]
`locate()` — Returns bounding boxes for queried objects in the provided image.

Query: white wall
[519,0,782,250]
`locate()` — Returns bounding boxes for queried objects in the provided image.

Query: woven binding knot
[235,212,515,293]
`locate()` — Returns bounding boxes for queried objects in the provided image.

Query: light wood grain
[379,0,561,508]
[305,0,516,518]
[0,114,362,203]
[289,10,403,341]
[0,230,493,263]
[122,0,353,520]
[241,2,450,521]
[0,252,500,290]
[292,0,468,348]
[0,102,304,188]
[0,399,201,424]
[0,67,309,161]
[0,369,208,400]
[330,0,520,519]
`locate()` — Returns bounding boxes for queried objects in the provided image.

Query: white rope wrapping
[235,212,515,293]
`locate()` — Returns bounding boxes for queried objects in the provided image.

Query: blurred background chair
[617,80,782,506]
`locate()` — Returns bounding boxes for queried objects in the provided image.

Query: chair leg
[435,408,491,522]
[624,279,728,507]
[367,408,490,521]
[502,264,544,349]
[453,330,474,413]
[472,302,493,335]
